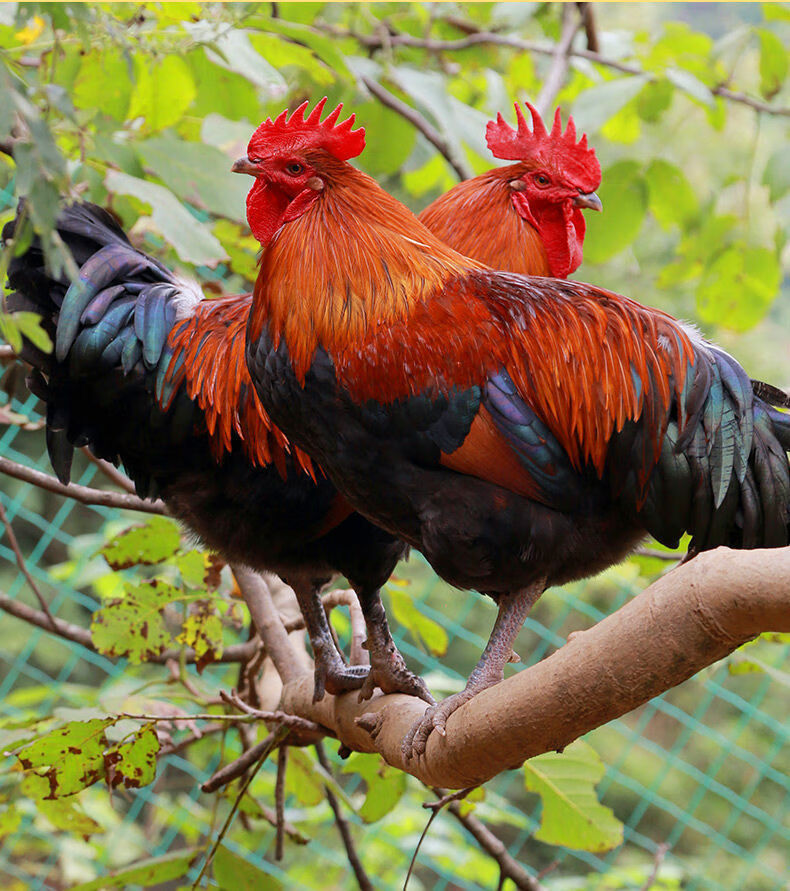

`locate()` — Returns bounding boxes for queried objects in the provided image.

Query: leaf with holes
[342,752,406,823]
[176,604,224,672]
[524,740,623,852]
[15,719,112,799]
[91,580,181,664]
[104,724,160,789]
[100,516,181,570]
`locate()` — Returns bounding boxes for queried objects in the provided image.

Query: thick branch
[280,546,790,788]
[0,456,166,515]
[232,566,305,684]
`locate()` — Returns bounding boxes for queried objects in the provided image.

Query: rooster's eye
[286,162,304,176]
[534,173,550,187]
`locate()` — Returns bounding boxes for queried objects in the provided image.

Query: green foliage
[342,753,407,823]
[69,848,203,890]
[524,740,624,853]
[213,844,282,890]
[387,581,448,657]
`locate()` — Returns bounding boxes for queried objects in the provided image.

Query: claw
[401,689,476,760]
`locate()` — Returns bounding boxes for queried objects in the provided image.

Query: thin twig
[325,25,790,117]
[218,688,323,734]
[446,799,545,891]
[422,785,478,811]
[359,75,472,180]
[0,585,259,665]
[0,499,56,626]
[80,447,137,494]
[201,731,278,793]
[535,3,580,117]
[0,138,16,159]
[315,741,374,891]
[577,2,599,52]
[159,723,226,756]
[191,726,290,890]
[0,456,167,515]
[640,843,670,891]
[275,745,287,860]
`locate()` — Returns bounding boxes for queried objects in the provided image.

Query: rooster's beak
[231,156,259,176]
[574,191,603,212]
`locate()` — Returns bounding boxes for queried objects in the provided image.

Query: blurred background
[1,3,788,889]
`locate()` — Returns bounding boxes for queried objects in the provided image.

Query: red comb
[486,102,600,189]
[247,97,365,162]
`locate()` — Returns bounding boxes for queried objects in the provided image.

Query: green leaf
[38,799,103,837]
[356,101,417,176]
[91,580,181,664]
[213,844,282,890]
[0,805,22,840]
[286,747,325,807]
[636,79,674,122]
[176,549,213,589]
[763,2,790,22]
[137,134,248,222]
[666,68,714,106]
[201,28,286,91]
[16,719,112,799]
[69,849,203,891]
[342,753,407,823]
[73,49,132,120]
[757,29,788,98]
[247,31,333,86]
[387,586,448,657]
[100,516,181,570]
[253,15,352,78]
[12,311,53,352]
[696,246,781,331]
[583,160,648,263]
[570,76,650,134]
[523,740,623,852]
[104,724,160,789]
[128,55,196,134]
[646,160,698,228]
[213,219,259,282]
[763,148,790,201]
[105,169,227,266]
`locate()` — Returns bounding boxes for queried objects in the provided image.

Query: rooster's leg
[290,580,369,702]
[355,588,435,705]
[402,580,545,759]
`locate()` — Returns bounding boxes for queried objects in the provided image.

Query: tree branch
[278,546,790,788]
[0,498,56,625]
[0,584,259,665]
[315,741,374,891]
[326,25,790,117]
[80,447,137,494]
[358,75,472,180]
[0,456,167,515]
[534,4,580,117]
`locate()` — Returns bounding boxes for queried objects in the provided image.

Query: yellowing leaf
[91,580,181,664]
[69,848,203,891]
[15,15,44,45]
[38,799,104,837]
[523,740,623,853]
[104,724,160,789]
[16,719,112,799]
[100,516,181,570]
[177,605,224,671]
[213,844,282,890]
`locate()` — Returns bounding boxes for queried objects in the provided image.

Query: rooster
[2,203,431,705]
[419,101,601,276]
[3,100,599,707]
[239,100,790,757]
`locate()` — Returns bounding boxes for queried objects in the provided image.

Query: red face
[509,166,601,278]
[232,152,324,245]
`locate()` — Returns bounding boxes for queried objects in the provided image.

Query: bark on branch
[279,546,790,788]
